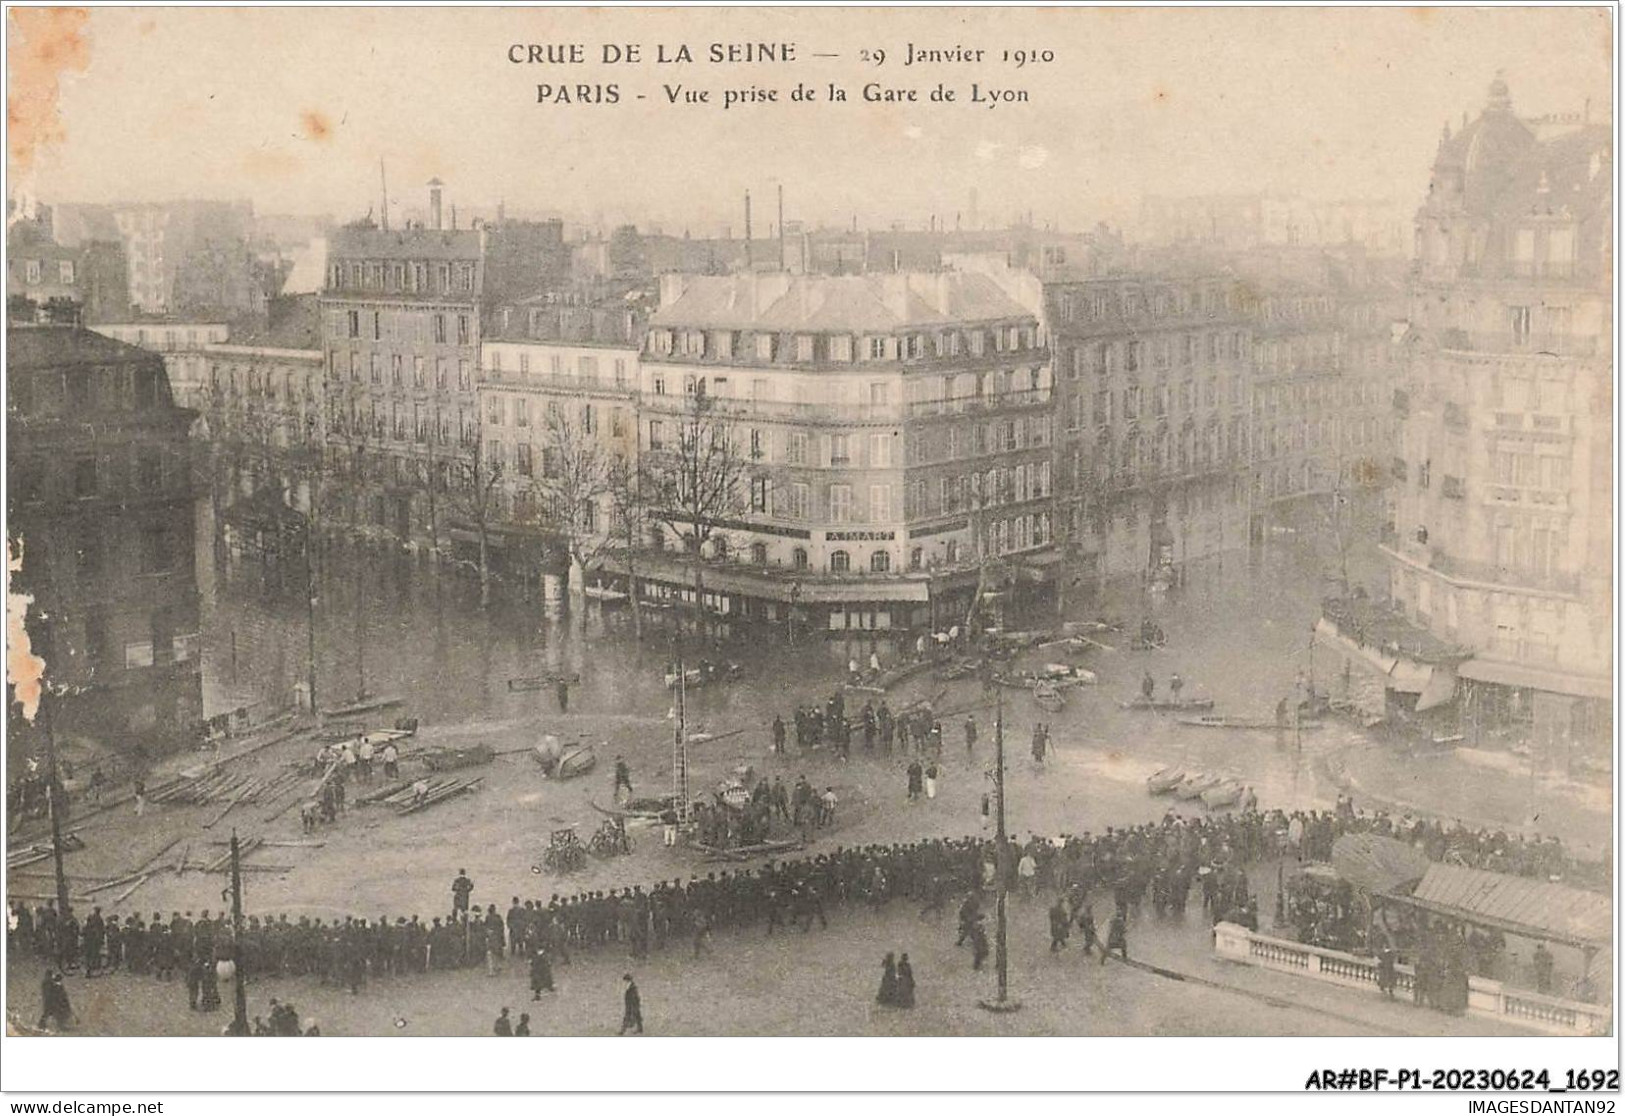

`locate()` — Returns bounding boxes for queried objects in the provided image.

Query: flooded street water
[194,498,1607,869]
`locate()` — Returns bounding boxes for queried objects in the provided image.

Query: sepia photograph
[0,2,1617,1095]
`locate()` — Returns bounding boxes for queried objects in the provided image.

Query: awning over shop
[1390,863,1611,950]
[1456,658,1612,702]
[1415,666,1457,712]
[1387,659,1433,695]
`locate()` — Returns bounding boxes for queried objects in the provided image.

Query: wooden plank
[202,779,257,829]
[111,874,151,904]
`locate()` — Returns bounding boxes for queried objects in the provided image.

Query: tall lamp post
[979,683,1020,1013]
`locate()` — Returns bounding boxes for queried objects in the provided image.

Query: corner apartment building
[1384,78,1611,771]
[1045,276,1253,585]
[630,272,1055,651]
[6,326,203,769]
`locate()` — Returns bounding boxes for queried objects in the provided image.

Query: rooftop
[7,324,156,369]
[652,272,1034,333]
[327,226,482,261]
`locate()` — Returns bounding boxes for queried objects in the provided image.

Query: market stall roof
[1456,658,1611,701]
[1387,863,1611,950]
[1331,833,1431,894]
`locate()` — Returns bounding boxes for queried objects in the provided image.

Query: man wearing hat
[619,974,643,1035]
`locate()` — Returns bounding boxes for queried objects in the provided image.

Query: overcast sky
[10,6,1613,234]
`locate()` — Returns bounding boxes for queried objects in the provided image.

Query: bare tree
[446,425,506,608]
[605,455,647,640]
[639,393,749,638]
[537,404,615,612]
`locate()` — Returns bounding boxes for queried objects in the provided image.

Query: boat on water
[1146,767,1186,794]
[1173,773,1222,800]
[1200,779,1245,809]
[1117,696,1216,712]
[1041,663,1097,684]
[1176,714,1323,731]
[582,584,629,603]
[321,694,404,719]
[1033,682,1066,713]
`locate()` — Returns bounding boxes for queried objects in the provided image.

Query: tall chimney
[428,178,444,231]
[778,184,786,271]
[380,159,390,232]
[744,191,753,271]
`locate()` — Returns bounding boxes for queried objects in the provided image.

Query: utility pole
[979,684,1020,1012]
[304,518,318,714]
[672,648,690,825]
[227,829,250,1034]
[39,678,72,927]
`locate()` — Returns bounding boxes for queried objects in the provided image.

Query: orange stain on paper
[6,8,92,175]
[7,538,45,723]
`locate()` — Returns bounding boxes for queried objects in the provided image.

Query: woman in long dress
[896,954,916,1008]
[877,952,899,1007]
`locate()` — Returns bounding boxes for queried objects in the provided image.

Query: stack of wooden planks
[146,767,306,826]
[6,833,87,870]
[372,776,484,815]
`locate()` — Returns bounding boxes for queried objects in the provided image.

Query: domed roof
[1428,76,1536,212]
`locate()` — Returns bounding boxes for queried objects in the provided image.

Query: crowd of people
[8,769,1607,1031]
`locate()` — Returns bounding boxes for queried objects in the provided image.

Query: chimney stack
[429,178,444,231]
[744,190,753,271]
[778,184,786,271]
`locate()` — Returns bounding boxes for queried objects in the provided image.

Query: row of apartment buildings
[101,247,1399,660]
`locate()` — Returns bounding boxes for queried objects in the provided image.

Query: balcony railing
[1438,329,1601,358]
[1427,549,1581,595]
[907,388,1052,417]
[642,394,903,423]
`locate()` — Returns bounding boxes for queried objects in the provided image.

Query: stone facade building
[1046,276,1254,586]
[6,326,203,769]
[1385,78,1611,772]
[628,272,1055,653]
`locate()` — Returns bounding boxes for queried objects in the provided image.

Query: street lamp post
[979,684,1020,1013]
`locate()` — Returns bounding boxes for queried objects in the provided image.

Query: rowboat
[1173,773,1222,800]
[1201,779,1245,809]
[1033,682,1066,713]
[582,584,629,603]
[556,744,597,780]
[321,694,403,719]
[1146,767,1186,794]
[1118,697,1216,712]
[1176,714,1323,731]
[1041,663,1097,684]
[536,735,597,779]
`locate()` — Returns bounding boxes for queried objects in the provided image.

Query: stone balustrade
[1212,922,1610,1036]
